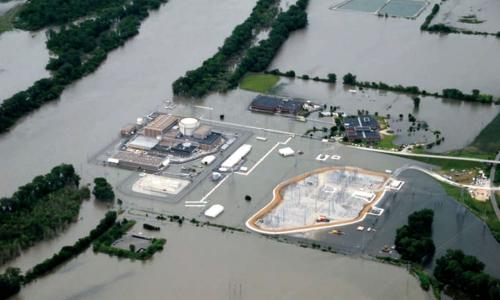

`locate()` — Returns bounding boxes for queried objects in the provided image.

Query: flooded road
[271,0,500,96]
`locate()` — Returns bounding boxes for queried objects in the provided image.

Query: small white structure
[349,89,357,94]
[278,147,295,157]
[161,158,170,168]
[107,157,119,164]
[239,166,248,172]
[204,204,224,218]
[201,155,216,165]
[256,136,267,141]
[320,111,332,117]
[221,144,252,169]
[179,117,200,136]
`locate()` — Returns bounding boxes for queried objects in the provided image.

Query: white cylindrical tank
[136,117,144,125]
[179,118,199,136]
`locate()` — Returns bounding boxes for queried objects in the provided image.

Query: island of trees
[173,0,309,97]
[93,177,115,201]
[0,164,88,265]
[0,0,168,134]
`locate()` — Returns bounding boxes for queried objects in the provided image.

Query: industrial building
[110,114,231,171]
[110,151,169,171]
[249,95,311,115]
[144,115,178,137]
[343,115,381,142]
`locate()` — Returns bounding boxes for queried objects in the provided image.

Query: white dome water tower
[179,118,199,136]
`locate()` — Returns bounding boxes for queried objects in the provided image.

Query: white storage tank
[136,117,144,125]
[179,118,200,136]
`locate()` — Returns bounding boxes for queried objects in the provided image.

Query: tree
[285,70,295,77]
[327,73,336,83]
[412,96,420,109]
[342,73,357,85]
[394,209,435,263]
[92,177,115,201]
[0,268,22,300]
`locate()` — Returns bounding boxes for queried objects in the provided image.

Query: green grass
[0,4,22,34]
[239,73,279,93]
[469,112,500,156]
[440,182,500,243]
[402,147,489,170]
[377,134,397,150]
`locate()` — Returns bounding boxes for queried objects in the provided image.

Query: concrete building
[249,95,306,115]
[127,135,160,151]
[120,124,137,137]
[179,118,200,136]
[193,125,212,140]
[144,115,178,137]
[112,151,166,171]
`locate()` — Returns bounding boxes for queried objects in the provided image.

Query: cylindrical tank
[179,118,199,136]
[136,117,144,125]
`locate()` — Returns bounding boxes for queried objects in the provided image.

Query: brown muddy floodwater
[0,0,497,298]
[0,30,49,102]
[271,0,500,96]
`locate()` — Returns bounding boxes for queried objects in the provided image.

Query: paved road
[490,153,500,220]
[351,146,500,164]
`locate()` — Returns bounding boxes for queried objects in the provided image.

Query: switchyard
[247,166,390,234]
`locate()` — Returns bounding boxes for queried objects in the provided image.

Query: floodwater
[433,0,500,34]
[13,224,428,300]
[271,0,500,96]
[0,0,498,298]
[276,78,500,152]
[0,0,23,16]
[0,30,49,102]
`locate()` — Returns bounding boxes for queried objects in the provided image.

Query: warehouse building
[111,151,168,171]
[249,95,306,115]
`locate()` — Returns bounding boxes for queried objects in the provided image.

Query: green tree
[0,268,22,300]
[327,73,336,83]
[92,177,115,201]
[342,73,357,85]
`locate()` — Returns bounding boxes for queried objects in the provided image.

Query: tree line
[15,0,127,30]
[0,0,168,134]
[0,164,87,265]
[228,0,309,89]
[172,0,280,97]
[342,72,496,104]
[0,211,118,300]
[173,0,310,97]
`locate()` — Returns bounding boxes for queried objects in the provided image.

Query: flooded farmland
[271,0,500,96]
